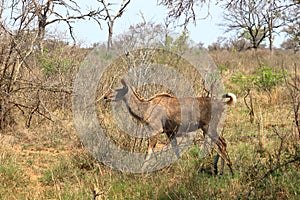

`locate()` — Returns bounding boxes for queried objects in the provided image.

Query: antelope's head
[104,79,128,101]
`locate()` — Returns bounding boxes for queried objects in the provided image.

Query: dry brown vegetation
[0,40,299,199]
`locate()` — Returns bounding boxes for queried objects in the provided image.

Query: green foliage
[231,71,254,94]
[37,50,73,78]
[41,58,72,77]
[253,64,285,92]
[40,58,57,77]
[218,65,228,75]
[188,146,200,158]
[164,29,190,53]
[231,64,285,94]
[42,48,50,53]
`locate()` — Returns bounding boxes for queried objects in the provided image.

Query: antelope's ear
[120,79,127,87]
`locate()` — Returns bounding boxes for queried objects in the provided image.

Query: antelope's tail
[222,93,237,105]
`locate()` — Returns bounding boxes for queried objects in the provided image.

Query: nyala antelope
[104,79,236,175]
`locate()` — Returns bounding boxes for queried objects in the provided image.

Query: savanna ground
[0,44,299,199]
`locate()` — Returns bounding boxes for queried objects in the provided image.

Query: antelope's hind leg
[213,154,220,175]
[215,136,234,176]
[213,154,225,175]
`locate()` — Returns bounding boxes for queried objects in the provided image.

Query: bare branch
[98,0,131,51]
[158,0,209,26]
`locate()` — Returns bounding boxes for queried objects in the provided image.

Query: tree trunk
[107,21,114,52]
[38,15,47,53]
[268,16,273,51]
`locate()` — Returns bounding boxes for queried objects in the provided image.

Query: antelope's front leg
[144,115,164,160]
[145,136,158,160]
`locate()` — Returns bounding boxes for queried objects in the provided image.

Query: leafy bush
[253,64,285,92]
[38,53,73,78]
[230,71,254,94]
[231,64,285,94]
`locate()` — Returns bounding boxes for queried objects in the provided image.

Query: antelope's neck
[123,89,148,121]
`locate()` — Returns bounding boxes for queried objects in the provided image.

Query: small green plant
[230,71,254,94]
[218,65,228,74]
[41,59,57,77]
[37,49,73,78]
[39,153,96,187]
[39,158,77,186]
[253,64,285,92]
[0,151,29,190]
